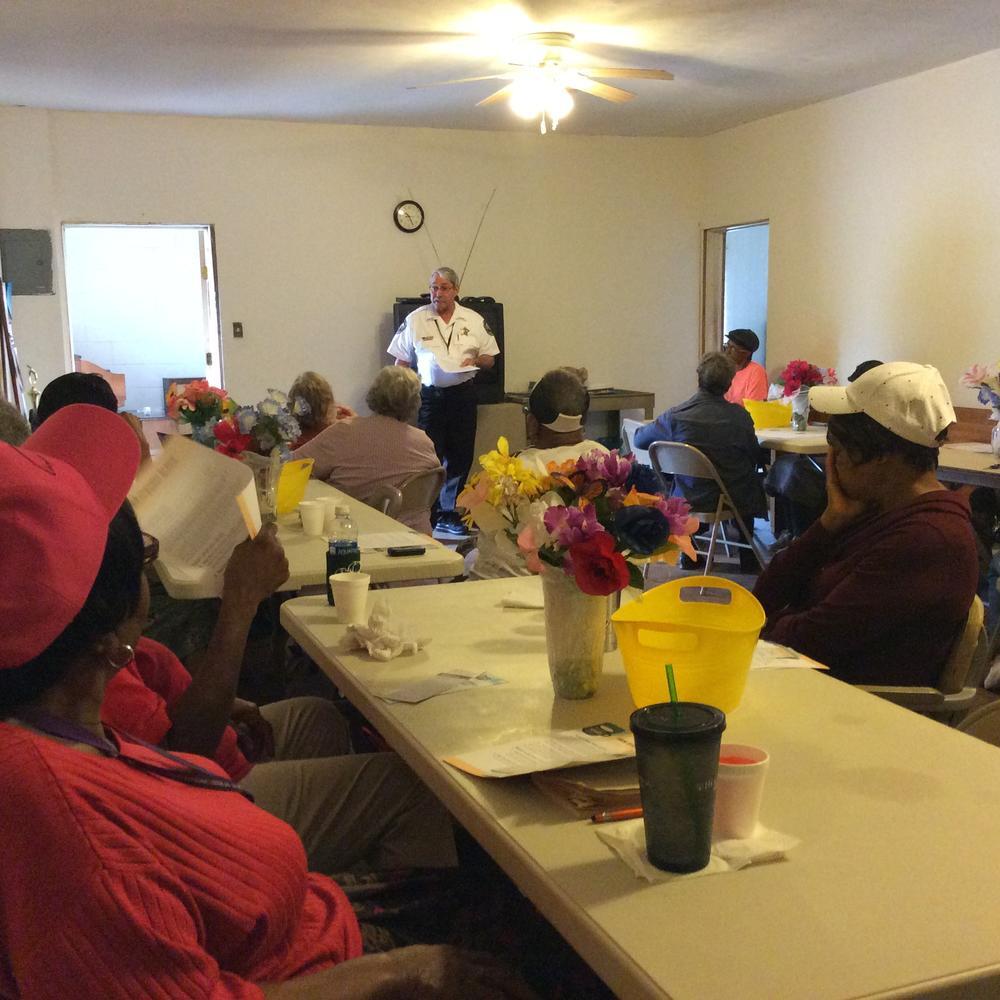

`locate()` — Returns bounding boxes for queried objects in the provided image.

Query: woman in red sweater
[0,404,528,999]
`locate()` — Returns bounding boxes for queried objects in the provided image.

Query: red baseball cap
[0,404,140,670]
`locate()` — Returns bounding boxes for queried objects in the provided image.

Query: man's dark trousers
[419,381,478,522]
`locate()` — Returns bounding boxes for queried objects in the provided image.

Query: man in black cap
[723,329,768,405]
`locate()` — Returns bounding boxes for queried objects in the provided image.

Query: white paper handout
[429,356,478,388]
[381,671,505,704]
[129,436,260,596]
[359,531,427,552]
[751,639,828,670]
[444,729,636,778]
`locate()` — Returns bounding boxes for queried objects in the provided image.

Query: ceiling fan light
[547,86,574,120]
[509,78,543,119]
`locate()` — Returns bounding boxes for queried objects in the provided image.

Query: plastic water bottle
[326,504,360,605]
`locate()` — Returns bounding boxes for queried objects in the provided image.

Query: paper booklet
[532,758,641,815]
[129,436,260,596]
[443,727,635,779]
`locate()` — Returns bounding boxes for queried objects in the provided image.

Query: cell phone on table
[387,545,426,557]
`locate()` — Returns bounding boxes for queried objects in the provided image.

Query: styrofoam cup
[298,500,326,536]
[712,743,769,840]
[329,571,371,625]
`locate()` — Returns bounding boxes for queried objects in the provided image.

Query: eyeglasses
[141,532,160,567]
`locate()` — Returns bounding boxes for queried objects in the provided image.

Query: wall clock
[393,200,424,233]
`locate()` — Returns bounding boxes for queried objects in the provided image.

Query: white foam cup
[712,744,769,840]
[298,500,326,536]
[329,572,371,625]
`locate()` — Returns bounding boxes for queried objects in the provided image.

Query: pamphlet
[444,727,635,778]
[751,640,828,670]
[129,436,260,597]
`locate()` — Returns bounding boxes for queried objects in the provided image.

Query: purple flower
[576,449,632,489]
[543,504,603,547]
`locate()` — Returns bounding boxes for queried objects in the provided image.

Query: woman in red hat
[0,404,530,999]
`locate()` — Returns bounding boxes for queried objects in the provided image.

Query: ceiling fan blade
[569,77,635,104]
[576,67,674,81]
[476,83,519,107]
[407,74,513,91]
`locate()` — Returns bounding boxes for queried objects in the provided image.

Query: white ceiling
[3,1,1000,137]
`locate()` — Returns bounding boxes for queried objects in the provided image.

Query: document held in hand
[129,436,260,597]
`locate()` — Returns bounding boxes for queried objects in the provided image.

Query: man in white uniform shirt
[387,267,500,532]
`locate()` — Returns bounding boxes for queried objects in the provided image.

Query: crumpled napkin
[340,599,430,661]
[596,818,800,883]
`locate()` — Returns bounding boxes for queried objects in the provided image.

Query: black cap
[726,329,760,353]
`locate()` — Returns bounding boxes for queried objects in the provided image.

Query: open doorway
[701,221,769,365]
[63,224,222,418]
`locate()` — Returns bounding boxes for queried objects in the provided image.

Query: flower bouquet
[961,363,1000,456]
[960,363,1000,413]
[459,440,697,698]
[777,360,837,430]
[165,379,233,444]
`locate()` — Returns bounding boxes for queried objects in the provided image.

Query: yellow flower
[622,486,662,508]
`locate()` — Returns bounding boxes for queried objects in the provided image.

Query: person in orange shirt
[723,328,768,405]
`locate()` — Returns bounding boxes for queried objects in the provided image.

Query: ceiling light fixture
[508,71,574,134]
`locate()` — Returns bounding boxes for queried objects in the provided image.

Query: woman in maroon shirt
[754,363,978,685]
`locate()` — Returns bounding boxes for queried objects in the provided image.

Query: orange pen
[590,806,644,824]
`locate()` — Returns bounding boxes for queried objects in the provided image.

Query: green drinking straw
[665,662,680,719]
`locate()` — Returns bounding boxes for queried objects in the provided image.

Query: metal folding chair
[648,441,764,574]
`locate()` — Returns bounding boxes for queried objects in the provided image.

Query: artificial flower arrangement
[458,439,698,596]
[213,390,306,459]
[776,360,838,396]
[960,363,1000,414]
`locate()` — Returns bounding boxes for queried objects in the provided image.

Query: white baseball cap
[808,362,955,448]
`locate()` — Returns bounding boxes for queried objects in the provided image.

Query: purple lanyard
[12,709,255,803]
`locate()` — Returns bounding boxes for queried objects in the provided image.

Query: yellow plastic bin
[612,576,765,713]
[275,458,315,514]
[744,398,791,430]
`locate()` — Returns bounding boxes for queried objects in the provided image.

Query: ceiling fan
[407,32,673,133]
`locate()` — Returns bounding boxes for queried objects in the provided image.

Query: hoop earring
[105,643,135,670]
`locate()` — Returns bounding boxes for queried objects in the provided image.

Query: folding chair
[860,596,989,723]
[648,441,764,575]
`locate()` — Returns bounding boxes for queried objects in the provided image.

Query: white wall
[700,47,1000,406]
[0,107,704,416]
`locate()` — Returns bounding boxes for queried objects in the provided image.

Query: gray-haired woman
[293,366,441,532]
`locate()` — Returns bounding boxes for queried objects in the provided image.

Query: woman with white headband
[516,367,608,475]
[468,368,609,578]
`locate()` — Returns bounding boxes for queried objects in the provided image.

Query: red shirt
[102,637,252,781]
[0,723,362,998]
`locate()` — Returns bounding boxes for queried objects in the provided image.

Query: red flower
[213,418,253,458]
[568,532,630,596]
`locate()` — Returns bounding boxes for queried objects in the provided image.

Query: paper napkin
[596,819,800,883]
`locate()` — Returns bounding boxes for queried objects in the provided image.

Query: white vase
[243,449,282,524]
[540,565,607,700]
[992,411,1000,458]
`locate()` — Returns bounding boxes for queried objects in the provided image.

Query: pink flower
[653,495,696,536]
[543,504,602,547]
[575,449,632,488]
[962,363,993,389]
